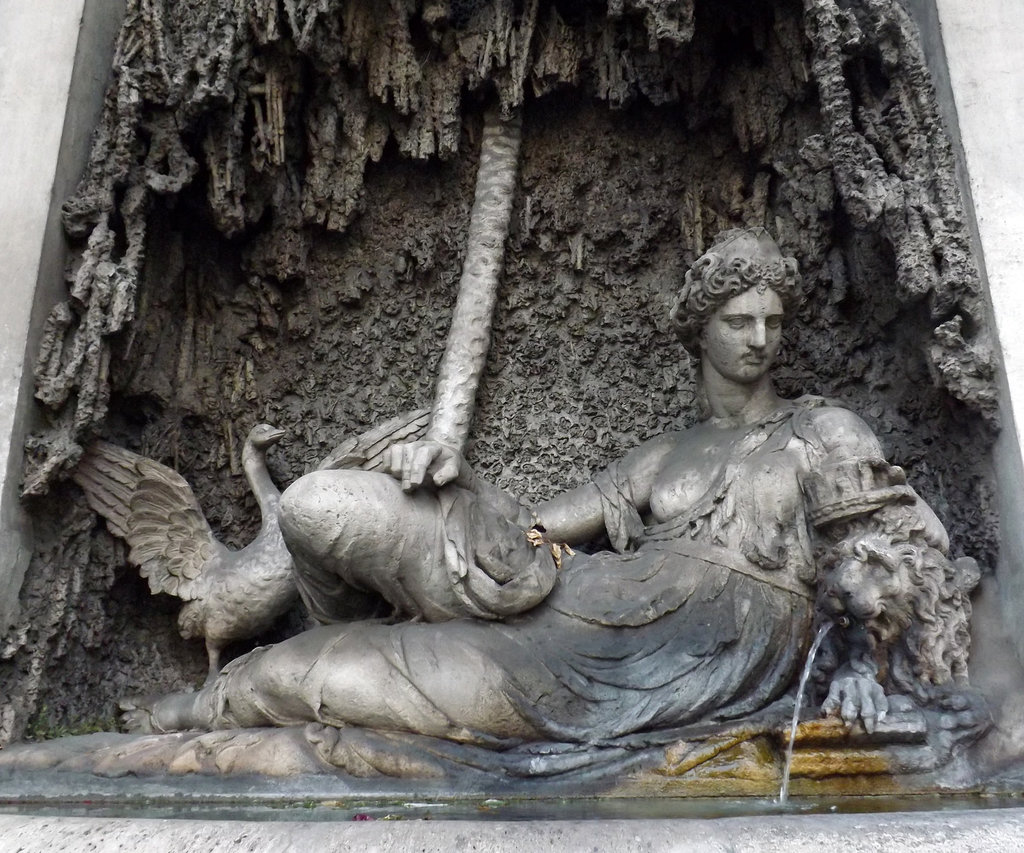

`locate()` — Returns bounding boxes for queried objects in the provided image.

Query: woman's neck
[701,364,782,423]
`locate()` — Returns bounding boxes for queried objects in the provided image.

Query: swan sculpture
[73,423,296,682]
[73,411,431,683]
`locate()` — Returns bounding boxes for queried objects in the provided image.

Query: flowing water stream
[779,622,834,805]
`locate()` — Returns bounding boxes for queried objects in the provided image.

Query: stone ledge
[1,809,1024,853]
[0,708,952,800]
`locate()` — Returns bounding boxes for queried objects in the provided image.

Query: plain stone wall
[911,0,1024,664]
[0,0,124,634]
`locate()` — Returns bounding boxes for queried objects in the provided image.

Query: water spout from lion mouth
[779,621,835,806]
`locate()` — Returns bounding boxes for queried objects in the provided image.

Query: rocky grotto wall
[0,0,1000,745]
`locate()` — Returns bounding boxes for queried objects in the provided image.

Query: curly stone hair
[670,228,804,356]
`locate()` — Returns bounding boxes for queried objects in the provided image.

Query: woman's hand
[822,674,888,733]
[387,440,469,492]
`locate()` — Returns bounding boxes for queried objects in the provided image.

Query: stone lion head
[818,532,979,700]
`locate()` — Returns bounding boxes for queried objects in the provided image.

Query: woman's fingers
[406,444,438,491]
[431,453,461,487]
[386,441,460,491]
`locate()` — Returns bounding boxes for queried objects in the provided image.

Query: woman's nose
[749,321,767,348]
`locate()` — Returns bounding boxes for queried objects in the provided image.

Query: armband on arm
[802,457,916,532]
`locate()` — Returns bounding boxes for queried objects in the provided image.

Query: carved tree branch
[426,110,522,452]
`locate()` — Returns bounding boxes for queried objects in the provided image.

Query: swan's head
[247,423,287,451]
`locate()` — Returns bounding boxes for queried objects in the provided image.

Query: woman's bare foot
[119,691,203,733]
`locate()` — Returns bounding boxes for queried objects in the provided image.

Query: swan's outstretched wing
[73,441,222,600]
[316,409,430,472]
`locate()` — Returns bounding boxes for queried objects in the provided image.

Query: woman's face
[699,287,784,385]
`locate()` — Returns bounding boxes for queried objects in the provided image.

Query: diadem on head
[712,227,785,265]
[670,227,804,355]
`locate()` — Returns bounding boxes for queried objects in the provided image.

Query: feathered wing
[317,409,430,472]
[73,441,222,600]
[71,441,141,541]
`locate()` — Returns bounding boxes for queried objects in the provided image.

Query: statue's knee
[280,472,329,548]
[279,469,404,559]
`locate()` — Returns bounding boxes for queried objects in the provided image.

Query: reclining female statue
[127,228,960,743]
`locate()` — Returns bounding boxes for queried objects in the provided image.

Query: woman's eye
[727,319,746,329]
[767,317,782,329]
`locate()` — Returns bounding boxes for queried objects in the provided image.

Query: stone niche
[0,0,1014,802]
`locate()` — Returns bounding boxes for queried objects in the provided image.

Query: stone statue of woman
[125,228,959,745]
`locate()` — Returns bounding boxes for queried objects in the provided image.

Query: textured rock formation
[2,0,998,744]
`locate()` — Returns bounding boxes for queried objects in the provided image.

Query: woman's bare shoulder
[797,400,884,457]
[625,430,684,463]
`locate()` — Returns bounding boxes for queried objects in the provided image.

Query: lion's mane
[821,532,977,705]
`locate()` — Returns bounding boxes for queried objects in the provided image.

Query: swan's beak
[265,427,287,444]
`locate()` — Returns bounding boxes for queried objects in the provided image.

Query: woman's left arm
[803,406,952,728]
[803,406,949,550]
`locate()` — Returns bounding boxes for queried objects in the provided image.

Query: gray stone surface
[929,0,1024,670]
[7,0,1002,745]
[902,0,1024,770]
[0,0,124,636]
[1,810,1024,852]
[93,231,981,790]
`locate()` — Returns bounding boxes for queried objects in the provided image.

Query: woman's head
[670,228,803,357]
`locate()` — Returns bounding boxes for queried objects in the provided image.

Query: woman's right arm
[386,433,679,547]
[533,432,679,546]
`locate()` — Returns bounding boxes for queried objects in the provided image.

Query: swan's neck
[242,444,280,523]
